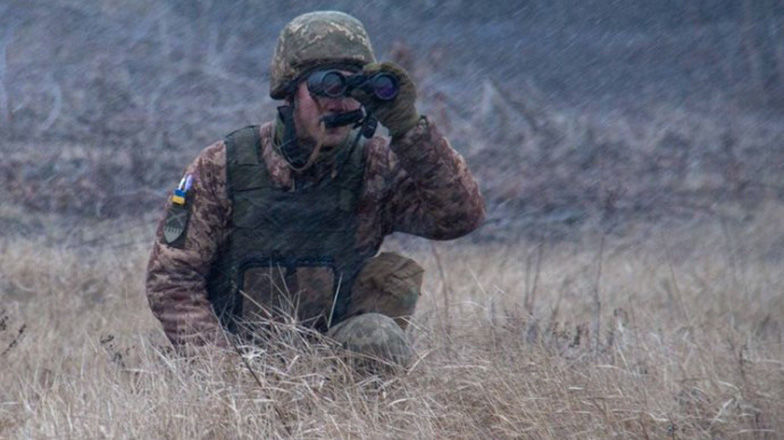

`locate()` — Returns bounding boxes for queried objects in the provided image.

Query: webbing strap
[226,126,261,165]
[225,126,268,193]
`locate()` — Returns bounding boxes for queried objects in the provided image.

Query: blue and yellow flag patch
[163,174,193,246]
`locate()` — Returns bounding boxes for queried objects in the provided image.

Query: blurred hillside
[1,0,783,237]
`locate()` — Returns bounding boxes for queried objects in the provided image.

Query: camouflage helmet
[269,11,376,100]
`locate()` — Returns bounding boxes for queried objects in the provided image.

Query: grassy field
[2,2,783,437]
[1,202,782,439]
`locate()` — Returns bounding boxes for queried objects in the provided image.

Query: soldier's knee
[327,312,413,368]
[350,252,423,328]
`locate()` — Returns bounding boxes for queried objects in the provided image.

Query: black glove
[351,61,420,138]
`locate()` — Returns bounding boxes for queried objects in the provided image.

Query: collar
[270,113,361,186]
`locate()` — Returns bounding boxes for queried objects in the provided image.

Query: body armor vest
[206,126,369,334]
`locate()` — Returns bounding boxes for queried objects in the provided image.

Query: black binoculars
[306,69,399,101]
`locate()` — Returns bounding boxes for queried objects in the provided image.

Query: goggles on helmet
[306,69,399,101]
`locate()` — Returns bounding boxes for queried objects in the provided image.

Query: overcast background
[2,0,783,238]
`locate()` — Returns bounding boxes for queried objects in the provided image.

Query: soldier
[145,11,485,367]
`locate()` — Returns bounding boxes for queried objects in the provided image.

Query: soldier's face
[292,76,361,148]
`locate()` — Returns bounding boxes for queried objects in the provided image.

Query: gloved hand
[351,61,420,138]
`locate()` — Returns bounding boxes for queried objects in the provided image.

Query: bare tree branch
[203,25,259,88]
[770,19,784,94]
[39,74,63,134]
[0,23,17,126]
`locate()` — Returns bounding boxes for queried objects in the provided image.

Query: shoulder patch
[162,174,194,247]
[163,202,190,246]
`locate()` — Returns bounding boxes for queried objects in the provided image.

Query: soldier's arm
[145,142,231,348]
[383,119,485,239]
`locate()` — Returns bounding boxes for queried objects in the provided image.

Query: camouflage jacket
[145,119,485,347]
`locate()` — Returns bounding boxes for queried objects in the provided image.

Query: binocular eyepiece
[306,69,399,102]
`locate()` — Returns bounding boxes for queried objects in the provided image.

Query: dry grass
[3,4,783,437]
[1,203,783,439]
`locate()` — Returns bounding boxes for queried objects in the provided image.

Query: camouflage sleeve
[145,142,231,348]
[383,119,485,239]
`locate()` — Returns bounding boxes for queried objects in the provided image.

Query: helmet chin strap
[291,124,326,173]
[277,103,326,173]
